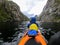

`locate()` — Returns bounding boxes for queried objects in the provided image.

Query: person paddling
[26,17,40,36]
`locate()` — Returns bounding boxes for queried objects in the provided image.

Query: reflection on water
[0,21,27,45]
[40,22,60,32]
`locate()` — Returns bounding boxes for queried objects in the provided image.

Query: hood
[30,17,36,23]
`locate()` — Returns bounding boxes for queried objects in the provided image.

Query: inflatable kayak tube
[18,32,47,45]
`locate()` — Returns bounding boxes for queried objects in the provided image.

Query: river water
[0,21,54,45]
[0,21,26,45]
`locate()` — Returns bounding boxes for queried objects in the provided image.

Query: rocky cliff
[39,0,60,22]
[0,0,29,42]
[39,0,60,32]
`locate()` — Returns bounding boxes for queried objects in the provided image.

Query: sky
[12,0,48,18]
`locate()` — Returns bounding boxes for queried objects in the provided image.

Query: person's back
[27,17,39,31]
[29,23,38,31]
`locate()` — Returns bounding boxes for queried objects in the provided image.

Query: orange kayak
[18,31,47,45]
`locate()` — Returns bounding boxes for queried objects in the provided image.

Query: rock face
[39,0,60,32]
[40,0,60,22]
[0,0,29,42]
